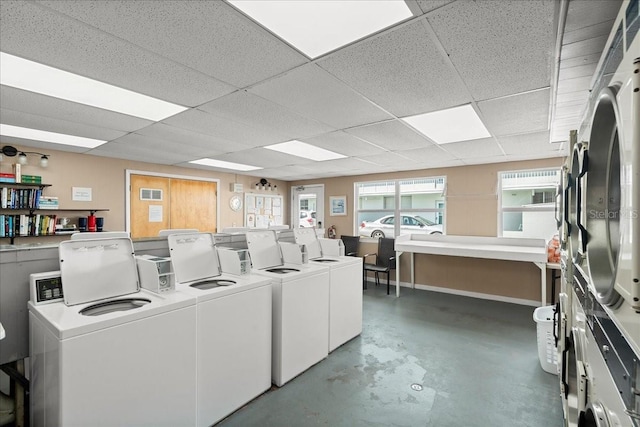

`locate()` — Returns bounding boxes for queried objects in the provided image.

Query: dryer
[28,237,198,427]
[246,230,330,387]
[167,232,272,427]
[573,1,640,425]
[293,228,363,352]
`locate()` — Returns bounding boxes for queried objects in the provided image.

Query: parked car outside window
[299,210,316,228]
[359,214,442,238]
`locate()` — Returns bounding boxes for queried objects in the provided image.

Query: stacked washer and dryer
[558,1,639,426]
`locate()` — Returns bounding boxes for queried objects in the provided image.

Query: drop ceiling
[0,0,622,180]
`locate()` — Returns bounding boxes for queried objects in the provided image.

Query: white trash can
[533,305,558,375]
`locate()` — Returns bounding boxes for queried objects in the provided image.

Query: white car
[359,214,443,238]
[299,210,316,228]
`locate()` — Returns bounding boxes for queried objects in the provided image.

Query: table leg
[396,251,402,297]
[535,262,546,306]
[411,252,415,289]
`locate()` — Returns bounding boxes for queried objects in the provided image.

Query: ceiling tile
[478,89,550,137]
[0,135,90,154]
[393,145,457,164]
[135,123,252,154]
[345,120,435,151]
[564,0,621,32]
[300,131,387,157]
[416,0,456,14]
[211,148,315,169]
[560,35,610,60]
[1,1,236,107]
[439,138,504,159]
[498,131,560,155]
[1,86,153,133]
[199,91,334,141]
[0,108,126,141]
[37,0,308,88]
[248,63,393,129]
[89,133,205,164]
[560,52,604,69]
[563,20,616,45]
[163,109,287,148]
[318,19,471,117]
[427,0,555,100]
[558,63,598,80]
[357,152,419,167]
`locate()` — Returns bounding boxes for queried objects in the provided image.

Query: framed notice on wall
[244,193,284,228]
[329,196,347,216]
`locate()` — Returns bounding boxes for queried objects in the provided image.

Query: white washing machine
[293,228,363,352]
[167,232,272,427]
[246,230,330,387]
[28,237,198,427]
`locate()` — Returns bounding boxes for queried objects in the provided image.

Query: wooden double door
[130,174,217,239]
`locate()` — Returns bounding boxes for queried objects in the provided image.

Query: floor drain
[410,383,423,391]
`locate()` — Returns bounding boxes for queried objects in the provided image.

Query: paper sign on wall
[149,205,163,222]
[72,187,92,202]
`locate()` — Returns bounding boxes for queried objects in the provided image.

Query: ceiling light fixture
[1,145,50,167]
[189,158,262,172]
[264,140,346,161]
[228,1,413,58]
[0,52,188,121]
[254,178,276,191]
[0,124,107,148]
[402,104,492,144]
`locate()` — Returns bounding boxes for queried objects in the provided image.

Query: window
[356,177,446,239]
[499,168,560,239]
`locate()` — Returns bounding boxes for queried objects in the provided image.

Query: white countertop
[395,234,547,263]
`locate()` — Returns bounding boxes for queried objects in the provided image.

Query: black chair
[363,238,396,295]
[340,235,360,257]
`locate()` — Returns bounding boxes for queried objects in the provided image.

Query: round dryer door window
[584,87,622,306]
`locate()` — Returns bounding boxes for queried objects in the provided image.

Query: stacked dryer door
[572,1,640,425]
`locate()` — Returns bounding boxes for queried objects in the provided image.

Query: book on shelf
[12,164,21,183]
[21,175,42,184]
[38,196,59,209]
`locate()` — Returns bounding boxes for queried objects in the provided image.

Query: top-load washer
[167,232,272,427]
[293,228,363,352]
[28,237,198,427]
[246,230,330,387]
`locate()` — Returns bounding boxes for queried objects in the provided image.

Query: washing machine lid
[168,232,221,284]
[293,228,323,259]
[246,230,283,270]
[59,238,139,306]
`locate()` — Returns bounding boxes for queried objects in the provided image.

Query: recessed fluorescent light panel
[402,105,492,144]
[0,52,187,121]
[189,158,262,172]
[227,1,413,58]
[265,141,346,161]
[0,124,107,148]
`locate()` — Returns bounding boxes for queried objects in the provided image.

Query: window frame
[497,167,561,238]
[354,176,446,240]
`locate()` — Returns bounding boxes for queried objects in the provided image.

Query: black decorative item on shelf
[1,145,50,167]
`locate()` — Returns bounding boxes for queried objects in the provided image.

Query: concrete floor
[219,284,563,427]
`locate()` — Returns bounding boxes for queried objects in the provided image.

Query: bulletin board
[244,193,284,228]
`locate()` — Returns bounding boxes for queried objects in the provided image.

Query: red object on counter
[88,214,97,232]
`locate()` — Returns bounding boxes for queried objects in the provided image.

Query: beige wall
[0,143,288,236]
[291,157,565,304]
[2,142,563,303]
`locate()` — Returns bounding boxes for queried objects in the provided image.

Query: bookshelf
[1,182,109,244]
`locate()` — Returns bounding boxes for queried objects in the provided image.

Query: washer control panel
[30,271,64,305]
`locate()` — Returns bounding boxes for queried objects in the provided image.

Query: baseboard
[365,278,540,307]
